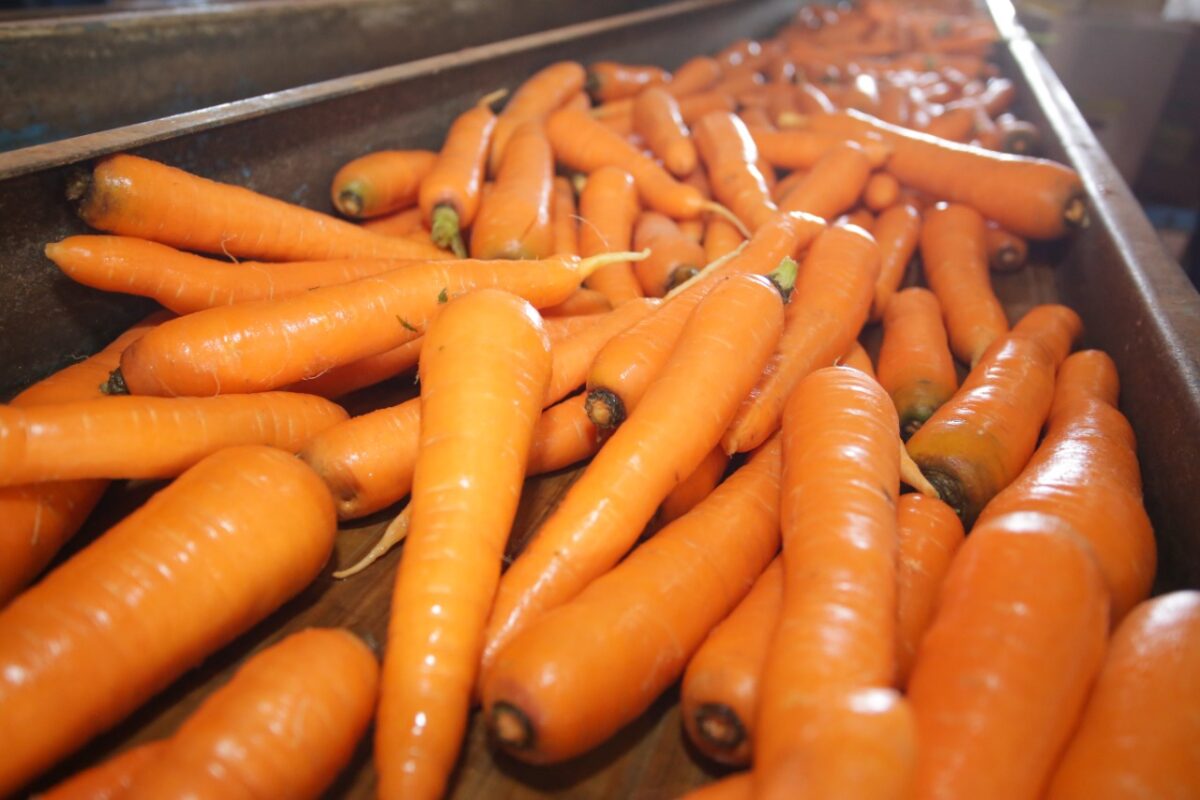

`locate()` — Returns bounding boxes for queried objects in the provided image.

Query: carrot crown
[767,257,799,301]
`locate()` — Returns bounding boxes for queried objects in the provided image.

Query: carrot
[659,445,729,524]
[632,211,706,297]
[755,153,778,193]
[704,216,746,262]
[665,56,723,98]
[769,168,808,204]
[906,304,1082,526]
[693,113,780,232]
[45,235,420,315]
[483,439,782,763]
[283,336,424,399]
[1046,590,1200,800]
[907,513,1109,800]
[795,81,837,114]
[40,742,163,800]
[362,206,425,237]
[750,128,882,171]
[920,202,1008,366]
[977,349,1155,622]
[682,558,782,766]
[124,629,376,799]
[779,140,873,220]
[587,61,669,102]
[863,171,900,211]
[301,300,653,519]
[418,89,506,256]
[838,208,876,232]
[997,115,1041,155]
[838,339,875,376]
[489,61,586,174]
[633,87,697,178]
[331,149,437,218]
[0,446,335,796]
[869,202,921,321]
[681,773,753,800]
[894,494,964,687]
[584,212,821,428]
[756,367,910,800]
[551,176,579,257]
[877,287,958,439]
[375,289,552,800]
[722,224,878,454]
[737,105,773,129]
[984,219,1028,272]
[0,313,167,606]
[0,392,345,486]
[112,251,636,397]
[678,90,738,125]
[71,154,448,262]
[470,121,555,259]
[482,268,791,675]
[921,103,976,142]
[802,109,1086,238]
[541,288,611,317]
[578,166,644,305]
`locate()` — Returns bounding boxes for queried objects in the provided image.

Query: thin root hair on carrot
[333,504,412,579]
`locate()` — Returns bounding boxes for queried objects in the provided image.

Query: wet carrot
[283,337,423,399]
[878,287,958,439]
[362,206,425,237]
[666,56,723,98]
[634,87,697,178]
[678,90,738,125]
[659,445,729,524]
[838,339,875,376]
[541,288,611,317]
[69,154,445,263]
[586,61,669,102]
[632,211,706,297]
[907,513,1108,800]
[126,629,377,800]
[483,440,782,764]
[579,166,644,305]
[863,172,900,211]
[770,168,809,204]
[489,61,586,174]
[1045,590,1200,800]
[977,349,1155,622]
[839,208,876,232]
[779,140,873,220]
[0,446,336,796]
[984,219,1028,272]
[470,120,555,259]
[693,113,780,232]
[40,742,162,800]
[869,202,921,321]
[331,149,437,218]
[551,176,579,257]
[920,202,1008,366]
[376,289,552,800]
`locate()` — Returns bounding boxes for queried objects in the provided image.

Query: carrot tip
[694,704,746,750]
[479,87,510,111]
[570,172,588,196]
[576,249,650,281]
[900,445,940,499]
[584,387,626,429]
[1063,193,1089,230]
[490,702,535,751]
[666,265,700,293]
[332,504,411,579]
[100,368,129,396]
[335,185,366,218]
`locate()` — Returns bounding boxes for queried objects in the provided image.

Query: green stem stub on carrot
[767,257,799,302]
[430,205,467,258]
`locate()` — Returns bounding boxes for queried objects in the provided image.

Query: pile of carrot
[2,1,1195,798]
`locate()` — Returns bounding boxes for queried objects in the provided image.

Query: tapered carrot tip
[491,702,535,751]
[668,266,700,292]
[1063,193,1089,230]
[584,387,626,429]
[101,368,129,396]
[900,445,939,498]
[430,204,467,257]
[570,172,588,195]
[695,704,746,750]
[335,182,367,217]
[767,257,799,301]
[576,249,651,281]
[332,504,411,579]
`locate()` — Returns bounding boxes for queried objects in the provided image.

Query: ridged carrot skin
[907,513,1109,800]
[0,446,336,796]
[489,61,586,174]
[40,742,162,800]
[0,313,166,606]
[682,557,782,766]
[483,440,782,764]
[722,224,879,454]
[0,392,346,486]
[906,304,1081,526]
[579,166,644,305]
[779,140,873,220]
[659,445,729,523]
[894,494,964,687]
[977,349,1155,622]
[921,202,1009,365]
[757,367,909,800]
[126,629,378,800]
[878,287,958,439]
[470,121,555,259]
[839,340,875,377]
[72,154,448,262]
[45,235,418,315]
[1046,590,1200,800]
[551,176,579,257]
[632,211,707,297]
[633,87,697,178]
[376,290,552,800]
[869,202,921,321]
[482,272,787,675]
[331,149,437,218]
[692,113,779,232]
[587,61,669,102]
[116,254,606,396]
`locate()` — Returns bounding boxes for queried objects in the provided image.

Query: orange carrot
[284,337,423,399]
[587,62,669,102]
[682,558,782,766]
[795,80,837,114]
[894,494,964,686]
[693,113,780,232]
[863,171,900,211]
[779,140,873,220]
[45,235,421,315]
[71,154,448,262]
[984,219,1028,272]
[418,89,505,256]
[541,288,611,317]
[738,105,773,130]
[0,313,167,606]
[877,287,958,438]
[678,90,739,125]
[869,202,921,321]
[659,445,729,524]
[483,440,782,764]
[977,349,1155,622]
[362,206,425,237]
[0,446,335,796]
[40,742,162,800]
[632,211,706,297]
[482,268,791,675]
[770,168,809,204]
[750,128,882,171]
[997,115,1040,156]
[113,251,633,396]
[906,304,1082,525]
[907,513,1109,800]
[666,56,723,98]
[578,166,644,305]
[551,176,579,256]
[633,87,697,178]
[704,217,747,262]
[722,224,879,454]
[524,394,602,476]
[1046,590,1200,800]
[331,149,437,218]
[756,367,910,800]
[125,629,377,800]
[838,208,876,232]
[375,289,552,800]
[489,61,586,174]
[470,120,555,259]
[681,773,753,800]
[921,103,977,142]
[838,339,875,376]
[920,202,1009,365]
